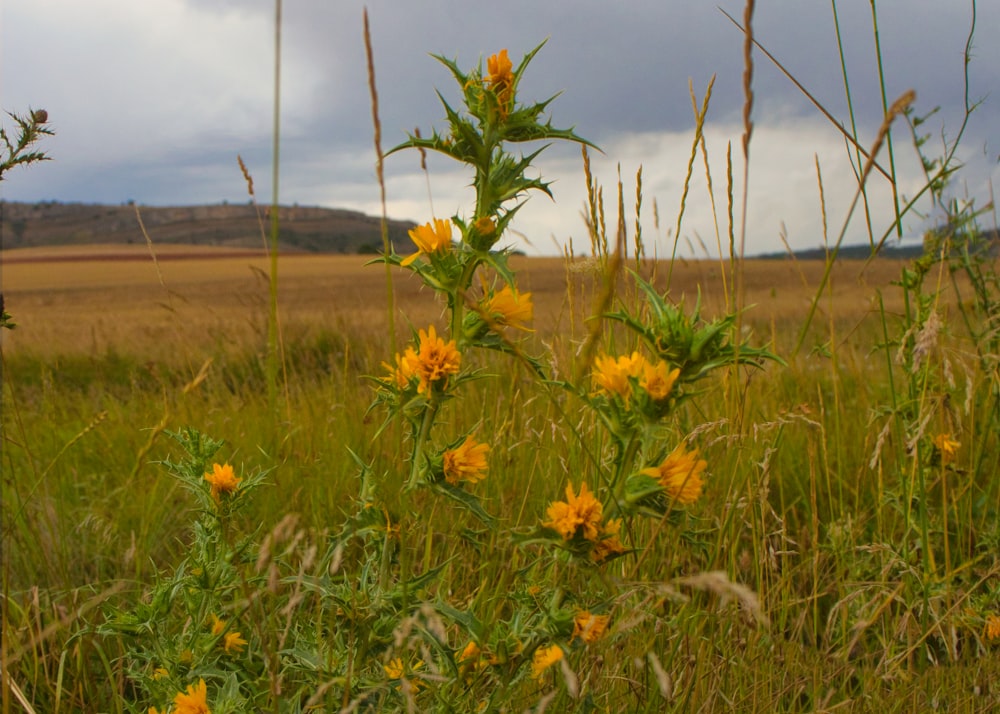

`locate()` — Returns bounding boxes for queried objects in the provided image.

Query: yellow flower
[543,481,604,542]
[173,679,210,714]
[985,613,1000,641]
[443,436,490,485]
[402,218,453,266]
[209,613,225,636]
[204,463,240,503]
[572,610,610,644]
[472,215,496,239]
[484,284,534,332]
[458,640,481,663]
[384,657,405,679]
[409,325,462,394]
[153,667,169,680]
[592,352,645,402]
[382,350,417,390]
[640,359,680,402]
[530,644,564,679]
[933,433,960,465]
[486,49,514,109]
[591,518,627,564]
[223,631,247,654]
[641,443,707,505]
[384,658,425,691]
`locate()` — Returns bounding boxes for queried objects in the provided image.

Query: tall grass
[3,1,999,712]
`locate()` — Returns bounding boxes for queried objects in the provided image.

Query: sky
[2,0,998,257]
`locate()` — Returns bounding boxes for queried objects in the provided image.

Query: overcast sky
[2,0,997,256]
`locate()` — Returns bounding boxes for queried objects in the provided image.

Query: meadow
[3,7,1000,712]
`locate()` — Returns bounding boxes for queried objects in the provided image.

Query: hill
[0,200,417,255]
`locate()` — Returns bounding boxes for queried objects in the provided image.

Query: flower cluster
[592,351,680,406]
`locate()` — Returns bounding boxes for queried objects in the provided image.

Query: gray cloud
[2,0,997,255]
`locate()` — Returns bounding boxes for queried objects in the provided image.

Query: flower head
[402,218,453,266]
[486,49,514,109]
[640,359,680,402]
[483,284,534,332]
[543,481,604,541]
[409,325,462,393]
[443,436,489,485]
[204,463,240,503]
[383,657,405,679]
[591,518,627,563]
[458,640,481,663]
[384,658,425,691]
[223,631,247,654]
[933,433,960,465]
[530,644,564,679]
[173,679,210,714]
[641,443,707,505]
[382,351,417,390]
[209,613,225,636]
[572,610,610,644]
[592,352,645,402]
[985,613,1000,641]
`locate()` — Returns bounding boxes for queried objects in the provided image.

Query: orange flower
[543,482,604,542]
[458,640,481,663]
[985,613,1000,641]
[591,518,627,563]
[530,645,563,679]
[223,631,247,654]
[592,352,645,402]
[486,49,514,109]
[572,610,610,644]
[641,443,707,505]
[933,433,960,465]
[384,658,425,691]
[443,436,489,485]
[382,350,417,390]
[484,284,534,332]
[204,463,240,503]
[402,218,453,266]
[409,325,461,393]
[640,359,680,402]
[172,679,210,714]
[209,613,225,636]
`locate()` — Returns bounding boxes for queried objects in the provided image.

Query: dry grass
[2,244,926,361]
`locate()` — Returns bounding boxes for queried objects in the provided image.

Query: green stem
[406,399,440,490]
[610,431,642,514]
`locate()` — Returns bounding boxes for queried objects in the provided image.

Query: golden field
[2,243,919,361]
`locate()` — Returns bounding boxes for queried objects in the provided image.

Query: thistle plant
[87,42,783,712]
[92,429,271,713]
[0,107,52,181]
[370,43,592,514]
[383,41,594,346]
